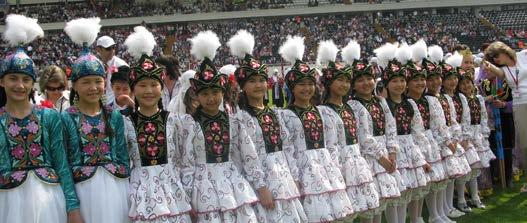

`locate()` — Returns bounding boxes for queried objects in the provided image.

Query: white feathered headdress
[279,35,305,64]
[316,40,339,66]
[64,17,101,47]
[227,30,255,58]
[3,14,44,47]
[341,40,361,65]
[124,26,157,60]
[189,30,221,61]
[374,42,398,69]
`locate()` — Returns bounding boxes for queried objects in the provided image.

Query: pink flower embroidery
[356,63,365,70]
[11,146,25,159]
[105,163,117,174]
[35,168,49,177]
[219,76,226,86]
[306,112,315,121]
[81,166,95,176]
[99,142,110,154]
[96,121,105,134]
[270,135,279,144]
[8,123,21,137]
[203,70,214,81]
[11,171,25,182]
[29,143,41,157]
[427,64,436,71]
[147,146,159,157]
[138,134,146,144]
[81,122,92,135]
[26,121,38,134]
[144,122,156,134]
[142,62,154,70]
[156,133,165,144]
[263,115,272,124]
[213,144,223,154]
[251,61,261,69]
[299,64,309,73]
[211,122,220,132]
[288,74,295,82]
[83,143,96,156]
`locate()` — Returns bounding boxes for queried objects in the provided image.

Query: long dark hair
[69,88,114,138]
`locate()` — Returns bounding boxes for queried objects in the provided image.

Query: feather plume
[411,39,428,62]
[341,40,361,64]
[316,40,339,66]
[189,30,221,61]
[279,35,305,64]
[445,51,463,68]
[3,14,44,46]
[227,30,255,58]
[395,42,412,64]
[219,64,237,75]
[374,42,397,68]
[64,17,101,46]
[124,26,156,59]
[428,45,444,63]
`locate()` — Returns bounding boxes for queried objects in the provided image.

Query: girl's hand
[448,142,457,153]
[423,163,432,173]
[461,140,470,149]
[258,187,275,210]
[67,209,84,223]
[116,94,135,108]
[379,156,395,173]
[388,152,397,170]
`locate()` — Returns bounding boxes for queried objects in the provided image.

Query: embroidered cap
[189,31,226,93]
[227,30,268,87]
[124,26,164,87]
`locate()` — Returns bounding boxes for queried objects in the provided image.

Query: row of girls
[0,15,495,223]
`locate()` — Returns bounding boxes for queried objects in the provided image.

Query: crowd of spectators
[0,9,523,76]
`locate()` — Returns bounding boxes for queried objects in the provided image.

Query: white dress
[237,108,307,223]
[466,95,497,169]
[322,102,380,214]
[386,99,431,200]
[452,93,481,169]
[413,96,448,189]
[279,105,354,222]
[124,111,192,222]
[440,94,472,178]
[351,97,404,207]
[177,110,264,223]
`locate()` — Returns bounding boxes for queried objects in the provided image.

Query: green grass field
[453,179,527,223]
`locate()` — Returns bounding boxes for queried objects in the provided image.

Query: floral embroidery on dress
[288,105,325,149]
[78,114,112,165]
[414,96,430,130]
[193,110,230,163]
[452,94,463,124]
[387,98,413,135]
[438,94,453,127]
[326,103,358,145]
[0,107,59,189]
[466,95,481,125]
[131,110,169,166]
[250,106,283,153]
[354,96,386,136]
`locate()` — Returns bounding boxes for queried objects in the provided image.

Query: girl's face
[292,79,316,103]
[133,78,162,109]
[0,73,34,104]
[243,75,267,101]
[458,79,474,96]
[442,75,458,93]
[352,75,375,96]
[387,76,406,98]
[73,76,105,105]
[426,75,442,95]
[407,76,426,97]
[197,88,223,114]
[329,76,351,98]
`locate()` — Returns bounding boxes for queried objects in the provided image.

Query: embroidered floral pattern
[0,107,60,189]
[253,107,283,153]
[438,94,453,127]
[466,95,481,125]
[355,97,386,136]
[193,110,231,163]
[289,105,325,149]
[387,99,413,135]
[452,95,463,124]
[132,111,169,166]
[327,103,358,145]
[78,114,112,166]
[414,96,430,130]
